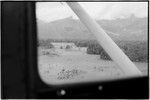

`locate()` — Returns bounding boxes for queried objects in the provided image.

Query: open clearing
[38,48,148,85]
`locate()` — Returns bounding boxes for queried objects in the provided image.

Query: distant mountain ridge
[37,16,147,41]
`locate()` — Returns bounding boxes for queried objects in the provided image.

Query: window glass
[36,2,148,85]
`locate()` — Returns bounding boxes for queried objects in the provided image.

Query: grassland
[38,47,148,85]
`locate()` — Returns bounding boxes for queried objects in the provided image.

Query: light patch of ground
[38,48,148,85]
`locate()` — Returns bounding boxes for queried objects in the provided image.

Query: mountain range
[37,16,147,41]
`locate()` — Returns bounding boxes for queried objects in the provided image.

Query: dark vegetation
[38,39,54,49]
[87,40,148,62]
[57,68,86,80]
[66,45,71,49]
[119,41,148,62]
[38,39,148,62]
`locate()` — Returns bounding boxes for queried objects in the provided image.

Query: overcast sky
[36,2,148,22]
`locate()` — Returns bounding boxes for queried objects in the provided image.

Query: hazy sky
[36,2,148,22]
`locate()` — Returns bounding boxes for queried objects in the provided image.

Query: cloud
[36,2,148,22]
[97,2,148,19]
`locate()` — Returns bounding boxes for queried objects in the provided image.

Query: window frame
[26,1,150,98]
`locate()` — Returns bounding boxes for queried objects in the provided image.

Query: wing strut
[67,2,142,77]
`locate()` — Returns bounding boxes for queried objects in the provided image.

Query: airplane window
[36,2,148,85]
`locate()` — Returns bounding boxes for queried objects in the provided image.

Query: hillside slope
[37,16,147,41]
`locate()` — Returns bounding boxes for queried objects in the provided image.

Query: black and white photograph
[1,1,149,99]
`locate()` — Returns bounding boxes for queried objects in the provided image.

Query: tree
[66,45,71,49]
